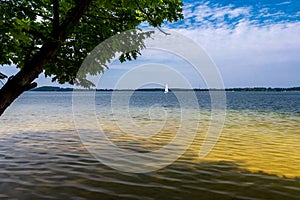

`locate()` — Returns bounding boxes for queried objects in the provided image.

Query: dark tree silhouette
[0,0,183,115]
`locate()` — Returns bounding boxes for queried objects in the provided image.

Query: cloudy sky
[99,0,300,89]
[171,0,300,88]
[2,0,300,88]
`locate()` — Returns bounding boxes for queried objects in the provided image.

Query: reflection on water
[0,91,300,199]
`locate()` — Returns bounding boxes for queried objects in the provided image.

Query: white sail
[164,84,169,93]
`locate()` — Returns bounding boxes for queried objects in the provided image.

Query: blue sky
[101,0,300,89]
[2,0,300,88]
[172,0,300,88]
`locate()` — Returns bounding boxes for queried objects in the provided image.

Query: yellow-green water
[195,111,300,178]
[98,110,300,178]
[0,91,299,199]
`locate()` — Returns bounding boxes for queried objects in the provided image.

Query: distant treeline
[97,87,300,92]
[30,86,73,91]
[31,86,300,92]
[222,87,300,92]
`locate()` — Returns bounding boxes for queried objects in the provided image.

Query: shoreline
[30,86,300,92]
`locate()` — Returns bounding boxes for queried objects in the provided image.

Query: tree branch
[25,29,48,41]
[24,39,36,65]
[52,0,60,38]
[58,0,92,41]
[134,0,170,35]
[156,26,171,35]
[20,0,93,83]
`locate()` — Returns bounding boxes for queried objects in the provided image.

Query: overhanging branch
[52,0,60,38]
[58,0,92,41]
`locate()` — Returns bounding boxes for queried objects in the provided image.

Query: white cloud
[175,20,300,87]
[276,1,291,6]
[164,0,300,87]
[104,15,300,88]
[180,2,252,29]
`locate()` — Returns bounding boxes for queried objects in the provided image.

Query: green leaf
[0,0,184,87]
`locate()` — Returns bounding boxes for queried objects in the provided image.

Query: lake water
[0,91,300,199]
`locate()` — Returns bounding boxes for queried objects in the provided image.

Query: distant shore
[30,86,300,92]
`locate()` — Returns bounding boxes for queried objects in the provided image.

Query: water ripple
[1,92,300,199]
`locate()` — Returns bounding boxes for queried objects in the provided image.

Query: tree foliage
[0,0,183,86]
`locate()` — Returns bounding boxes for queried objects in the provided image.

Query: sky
[1,0,300,89]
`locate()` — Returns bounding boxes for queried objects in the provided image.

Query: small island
[30,86,73,91]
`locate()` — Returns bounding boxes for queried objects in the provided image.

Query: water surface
[0,91,299,199]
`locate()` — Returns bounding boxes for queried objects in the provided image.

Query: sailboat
[164,84,169,93]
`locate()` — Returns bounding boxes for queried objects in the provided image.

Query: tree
[0,0,183,116]
[0,72,7,85]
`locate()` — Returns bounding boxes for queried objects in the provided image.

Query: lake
[0,91,300,199]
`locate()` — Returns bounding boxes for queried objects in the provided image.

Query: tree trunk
[0,41,61,116]
[0,0,92,116]
[0,76,37,116]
